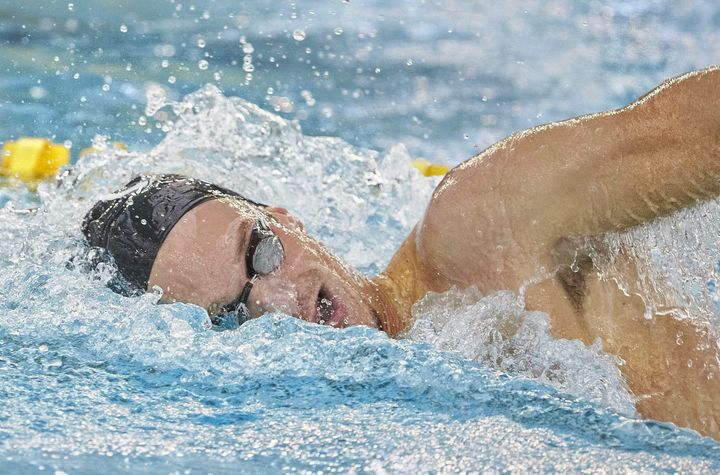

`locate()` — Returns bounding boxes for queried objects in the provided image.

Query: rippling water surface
[2,0,720,473]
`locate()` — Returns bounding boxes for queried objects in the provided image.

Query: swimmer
[83,67,720,438]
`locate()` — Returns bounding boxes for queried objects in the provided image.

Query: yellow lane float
[411,159,449,177]
[1,137,70,182]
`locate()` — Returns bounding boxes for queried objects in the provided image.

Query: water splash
[64,84,437,274]
[572,200,720,327]
[404,287,637,415]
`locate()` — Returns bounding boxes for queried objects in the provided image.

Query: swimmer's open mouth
[315,286,346,327]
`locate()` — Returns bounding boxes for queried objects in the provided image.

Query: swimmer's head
[82,174,383,330]
[82,174,255,293]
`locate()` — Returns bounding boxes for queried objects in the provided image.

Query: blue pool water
[2,0,720,473]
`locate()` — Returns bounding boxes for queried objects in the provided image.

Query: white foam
[404,287,638,415]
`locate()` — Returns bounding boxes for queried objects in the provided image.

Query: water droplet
[198,59,209,70]
[73,72,79,79]
[29,86,47,99]
[120,24,128,33]
[301,90,316,106]
[688,359,693,368]
[292,29,306,41]
[406,58,413,66]
[463,133,469,140]
[67,3,74,11]
[333,27,343,35]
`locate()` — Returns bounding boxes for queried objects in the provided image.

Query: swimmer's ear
[267,206,305,232]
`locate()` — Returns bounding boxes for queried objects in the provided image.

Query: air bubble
[168,76,176,84]
[198,60,209,70]
[334,27,343,35]
[292,29,306,41]
[197,38,206,48]
[67,3,74,11]
[120,24,128,33]
[102,84,110,92]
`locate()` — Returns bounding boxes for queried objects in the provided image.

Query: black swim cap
[82,174,261,294]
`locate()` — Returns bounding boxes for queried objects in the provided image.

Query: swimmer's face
[147,198,381,329]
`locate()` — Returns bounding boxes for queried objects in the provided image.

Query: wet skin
[148,67,720,438]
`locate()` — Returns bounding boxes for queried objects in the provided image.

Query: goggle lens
[215,217,284,327]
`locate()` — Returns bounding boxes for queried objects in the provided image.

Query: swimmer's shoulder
[415,153,548,294]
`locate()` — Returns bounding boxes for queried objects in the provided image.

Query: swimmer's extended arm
[555,66,720,236]
[422,67,720,265]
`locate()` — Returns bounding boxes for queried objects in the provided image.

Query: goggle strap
[235,276,257,325]
[236,304,251,325]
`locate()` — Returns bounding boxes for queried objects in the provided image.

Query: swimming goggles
[215,217,284,326]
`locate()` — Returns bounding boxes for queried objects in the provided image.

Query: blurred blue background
[2,0,718,165]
